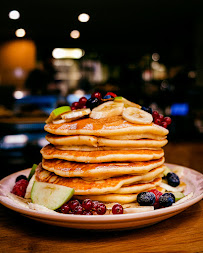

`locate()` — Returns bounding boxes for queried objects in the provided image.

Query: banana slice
[122,107,153,124]
[90,101,124,119]
[114,96,141,109]
[61,108,90,122]
[45,106,71,123]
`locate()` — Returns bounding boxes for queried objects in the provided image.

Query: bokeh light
[8,10,20,20]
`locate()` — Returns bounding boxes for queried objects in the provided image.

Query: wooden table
[0,142,203,253]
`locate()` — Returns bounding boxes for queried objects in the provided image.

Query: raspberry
[11,179,28,197]
[148,189,163,209]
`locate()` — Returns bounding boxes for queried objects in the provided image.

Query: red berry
[152,111,159,119]
[161,121,168,128]
[11,179,28,198]
[154,118,161,125]
[96,203,106,215]
[158,114,164,121]
[79,97,87,107]
[61,203,70,214]
[72,102,80,109]
[74,205,83,215]
[82,210,93,215]
[81,105,87,109]
[105,92,117,98]
[112,204,123,214]
[82,199,93,211]
[164,117,172,125]
[91,92,102,100]
[69,199,80,211]
[148,189,163,209]
[71,106,77,111]
[92,201,99,211]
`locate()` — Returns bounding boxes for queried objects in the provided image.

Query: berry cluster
[11,177,28,198]
[152,111,171,128]
[60,198,106,215]
[137,190,175,209]
[71,91,117,111]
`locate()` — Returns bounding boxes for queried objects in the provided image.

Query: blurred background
[0,0,203,178]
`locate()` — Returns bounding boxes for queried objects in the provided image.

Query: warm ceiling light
[52,48,85,59]
[70,30,80,39]
[152,53,160,61]
[9,10,20,20]
[15,28,26,37]
[78,13,90,22]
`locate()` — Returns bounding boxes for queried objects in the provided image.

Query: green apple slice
[31,181,74,210]
[45,106,71,123]
[163,166,172,177]
[173,191,185,201]
[28,164,38,181]
[114,96,141,108]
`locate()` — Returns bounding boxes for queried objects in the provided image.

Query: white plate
[0,163,202,230]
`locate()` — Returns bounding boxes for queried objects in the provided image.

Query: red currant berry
[72,102,80,109]
[61,203,70,214]
[164,117,172,125]
[82,199,93,211]
[148,189,163,209]
[74,205,83,215]
[11,179,28,198]
[81,105,87,109]
[152,111,159,119]
[71,106,77,111]
[69,199,80,211]
[161,121,168,128]
[112,204,123,214]
[79,97,87,107]
[158,114,164,121]
[96,203,106,215]
[91,92,102,100]
[154,118,161,125]
[105,92,117,98]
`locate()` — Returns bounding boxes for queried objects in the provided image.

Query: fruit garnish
[31,181,75,210]
[137,192,156,206]
[91,92,102,100]
[79,97,88,107]
[166,172,180,187]
[15,175,28,183]
[11,179,29,198]
[28,164,38,181]
[141,106,152,114]
[45,106,71,123]
[148,189,163,209]
[172,191,185,201]
[105,92,117,98]
[90,101,124,119]
[159,193,175,207]
[152,110,172,129]
[112,203,123,214]
[163,166,172,177]
[86,97,100,110]
[96,203,106,215]
[82,198,93,211]
[114,96,141,108]
[61,108,91,122]
[122,107,153,124]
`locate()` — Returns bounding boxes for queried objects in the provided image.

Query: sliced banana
[52,119,67,124]
[114,97,141,109]
[122,107,153,124]
[61,108,91,122]
[90,101,124,119]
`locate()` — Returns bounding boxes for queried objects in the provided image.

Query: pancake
[35,164,164,195]
[55,145,161,151]
[75,193,138,204]
[104,134,167,140]
[46,134,168,148]
[42,157,165,179]
[44,116,169,137]
[41,144,164,163]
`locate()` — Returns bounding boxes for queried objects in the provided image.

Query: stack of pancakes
[37,115,169,204]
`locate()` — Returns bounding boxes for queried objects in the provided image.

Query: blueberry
[103,95,112,99]
[15,175,28,183]
[86,97,100,110]
[159,193,175,207]
[141,106,152,114]
[137,192,156,206]
[166,172,180,187]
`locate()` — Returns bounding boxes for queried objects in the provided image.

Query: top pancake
[44,116,169,137]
